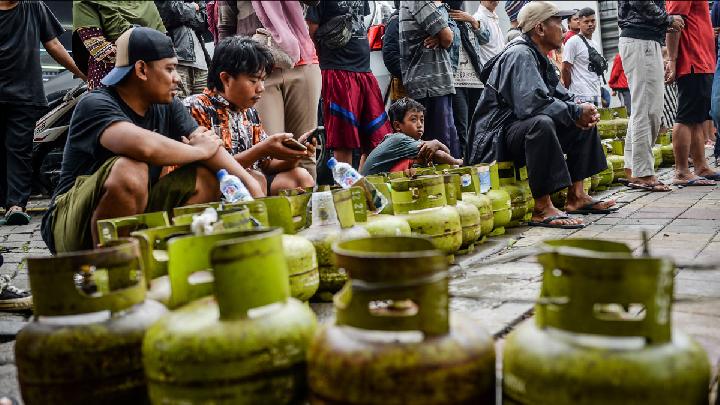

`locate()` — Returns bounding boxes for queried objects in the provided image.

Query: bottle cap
[327,157,337,169]
[216,169,228,181]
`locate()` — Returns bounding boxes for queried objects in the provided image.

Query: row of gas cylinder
[16,228,713,404]
[600,107,675,183]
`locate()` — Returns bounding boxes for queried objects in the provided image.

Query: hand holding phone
[305,126,324,145]
[282,137,308,151]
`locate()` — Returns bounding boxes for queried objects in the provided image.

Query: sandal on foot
[4,209,30,226]
[697,173,720,181]
[627,182,672,192]
[566,199,619,215]
[673,177,716,187]
[528,214,585,229]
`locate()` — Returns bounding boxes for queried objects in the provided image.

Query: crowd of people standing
[2,0,720,305]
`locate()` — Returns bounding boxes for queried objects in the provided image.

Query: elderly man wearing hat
[41,27,263,254]
[465,1,616,229]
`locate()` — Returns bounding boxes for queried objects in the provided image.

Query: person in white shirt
[473,0,506,65]
[561,7,601,105]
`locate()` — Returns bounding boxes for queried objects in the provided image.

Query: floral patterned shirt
[183,88,268,169]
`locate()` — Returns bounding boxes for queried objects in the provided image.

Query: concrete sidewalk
[2,163,720,402]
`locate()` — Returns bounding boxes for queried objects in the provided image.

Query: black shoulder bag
[578,35,608,84]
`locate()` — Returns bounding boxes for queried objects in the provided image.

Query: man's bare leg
[333,149,353,164]
[269,167,315,195]
[673,123,716,184]
[184,166,222,205]
[673,123,694,182]
[565,179,616,212]
[91,158,149,246]
[692,121,718,178]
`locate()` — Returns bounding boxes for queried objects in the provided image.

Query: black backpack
[578,35,608,83]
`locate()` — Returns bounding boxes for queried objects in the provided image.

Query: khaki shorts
[47,157,197,253]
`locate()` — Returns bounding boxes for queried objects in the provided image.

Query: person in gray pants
[617,0,684,191]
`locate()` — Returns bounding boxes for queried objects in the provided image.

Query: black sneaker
[0,274,32,311]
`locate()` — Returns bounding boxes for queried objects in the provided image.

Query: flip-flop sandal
[566,199,619,215]
[697,173,720,181]
[627,182,672,192]
[616,178,631,186]
[673,178,716,187]
[4,210,30,226]
[528,214,586,229]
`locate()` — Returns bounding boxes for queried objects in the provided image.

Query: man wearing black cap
[466,1,615,229]
[41,27,263,253]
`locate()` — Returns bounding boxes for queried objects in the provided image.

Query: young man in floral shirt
[184,37,316,195]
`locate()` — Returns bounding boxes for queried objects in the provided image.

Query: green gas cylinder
[652,145,663,169]
[348,186,412,237]
[596,158,614,190]
[96,211,170,246]
[442,173,482,252]
[610,106,629,136]
[597,108,616,139]
[450,165,511,235]
[16,239,167,404]
[607,154,625,184]
[498,161,528,226]
[590,174,600,192]
[478,164,513,235]
[308,236,496,404]
[461,193,495,238]
[299,189,370,301]
[502,239,711,405]
[390,176,463,259]
[513,166,535,222]
[143,228,317,404]
[657,130,674,166]
[282,234,319,301]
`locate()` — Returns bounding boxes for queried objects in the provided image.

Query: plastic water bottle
[217,169,253,203]
[327,157,387,214]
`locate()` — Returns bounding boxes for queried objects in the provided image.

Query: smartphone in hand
[282,137,308,151]
[306,126,324,145]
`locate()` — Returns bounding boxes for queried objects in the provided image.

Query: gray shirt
[399,1,455,99]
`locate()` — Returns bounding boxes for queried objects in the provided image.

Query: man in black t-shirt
[41,27,263,254]
[0,0,86,227]
[306,0,392,167]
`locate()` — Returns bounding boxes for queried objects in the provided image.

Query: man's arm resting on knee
[100,121,220,166]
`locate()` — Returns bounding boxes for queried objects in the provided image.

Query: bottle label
[460,174,472,187]
[341,172,361,188]
[477,166,491,193]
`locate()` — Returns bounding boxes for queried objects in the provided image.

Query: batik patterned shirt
[183,88,268,169]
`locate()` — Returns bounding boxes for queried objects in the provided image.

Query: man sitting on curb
[466,1,616,229]
[41,27,263,254]
[184,37,315,196]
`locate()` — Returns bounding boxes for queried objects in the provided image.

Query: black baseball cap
[101,27,177,86]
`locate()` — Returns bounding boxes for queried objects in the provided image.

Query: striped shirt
[399,1,455,99]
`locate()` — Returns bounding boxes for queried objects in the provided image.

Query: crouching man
[41,27,263,253]
[184,37,316,196]
[465,1,616,229]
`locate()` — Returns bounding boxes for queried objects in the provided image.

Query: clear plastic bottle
[217,169,253,203]
[327,157,387,214]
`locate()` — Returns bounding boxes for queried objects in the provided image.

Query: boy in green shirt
[361,98,462,175]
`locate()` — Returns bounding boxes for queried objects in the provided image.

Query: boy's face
[220,70,266,110]
[394,110,425,140]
